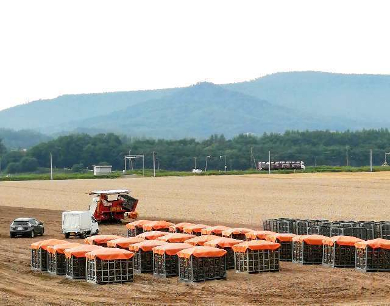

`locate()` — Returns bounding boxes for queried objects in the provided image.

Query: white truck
[62,211,99,239]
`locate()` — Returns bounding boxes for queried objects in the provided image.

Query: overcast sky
[0,0,389,111]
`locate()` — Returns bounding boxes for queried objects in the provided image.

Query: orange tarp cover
[266,233,297,243]
[323,236,363,247]
[292,235,327,245]
[204,237,243,248]
[177,246,227,259]
[355,238,390,250]
[84,235,121,245]
[85,248,134,260]
[136,231,169,240]
[107,237,145,248]
[126,220,151,230]
[157,233,195,243]
[184,235,220,246]
[232,240,281,252]
[142,220,174,231]
[201,225,231,235]
[31,239,69,250]
[128,240,168,252]
[183,224,208,234]
[169,222,194,232]
[47,243,81,254]
[64,245,103,259]
[222,228,253,237]
[153,243,193,256]
[245,231,276,240]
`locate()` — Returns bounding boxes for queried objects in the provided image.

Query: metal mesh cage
[322,244,356,268]
[178,255,226,282]
[134,250,154,273]
[86,258,134,284]
[127,227,143,237]
[277,241,293,261]
[234,249,280,273]
[153,253,180,277]
[356,247,390,272]
[31,249,48,271]
[292,241,323,264]
[47,253,67,275]
[66,256,88,279]
[380,223,390,240]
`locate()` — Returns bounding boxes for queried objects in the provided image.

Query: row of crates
[263,218,390,240]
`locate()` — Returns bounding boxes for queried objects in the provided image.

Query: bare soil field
[1,172,390,305]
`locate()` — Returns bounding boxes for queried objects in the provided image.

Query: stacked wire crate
[322,236,362,268]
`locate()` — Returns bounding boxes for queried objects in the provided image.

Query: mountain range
[1,71,389,139]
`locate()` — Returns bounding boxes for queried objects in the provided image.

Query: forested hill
[0,72,390,138]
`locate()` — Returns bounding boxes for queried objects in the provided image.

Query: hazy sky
[0,0,389,111]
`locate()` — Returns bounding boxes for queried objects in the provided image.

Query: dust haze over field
[2,172,390,305]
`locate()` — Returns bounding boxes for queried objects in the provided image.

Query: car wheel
[41,228,44,235]
[10,233,15,238]
[64,233,70,239]
[30,230,35,238]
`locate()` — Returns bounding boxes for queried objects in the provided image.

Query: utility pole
[370,149,373,172]
[194,157,197,169]
[152,152,156,177]
[346,146,349,167]
[50,153,53,180]
[220,155,227,172]
[268,151,271,174]
[205,155,211,172]
[250,147,254,169]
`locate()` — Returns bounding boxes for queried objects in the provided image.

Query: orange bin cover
[183,224,208,234]
[323,236,363,247]
[157,233,195,243]
[129,240,168,252]
[292,235,327,245]
[136,231,169,240]
[107,237,145,248]
[201,225,231,235]
[47,243,81,254]
[245,231,276,240]
[222,228,253,237]
[177,246,227,259]
[31,239,69,250]
[153,243,193,256]
[142,220,174,231]
[185,235,220,246]
[266,233,297,243]
[84,235,121,245]
[355,238,390,250]
[204,237,243,248]
[169,222,194,232]
[64,245,103,259]
[126,220,151,230]
[232,240,281,253]
[85,248,134,260]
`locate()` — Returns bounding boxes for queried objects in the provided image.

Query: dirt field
[1,172,390,305]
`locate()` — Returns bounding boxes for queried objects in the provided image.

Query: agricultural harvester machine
[88,189,138,223]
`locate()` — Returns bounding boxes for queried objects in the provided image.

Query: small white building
[93,165,112,176]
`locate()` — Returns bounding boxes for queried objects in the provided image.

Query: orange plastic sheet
[355,238,390,250]
[323,236,363,247]
[153,243,193,256]
[142,220,174,231]
[177,246,227,259]
[169,222,194,233]
[136,231,169,240]
[222,228,253,237]
[107,237,145,248]
[128,240,168,252]
[47,243,81,254]
[201,225,231,235]
[185,235,220,246]
[292,235,327,245]
[232,240,281,253]
[126,220,151,230]
[31,239,69,250]
[64,244,103,259]
[266,233,297,243]
[157,233,195,243]
[85,248,134,260]
[245,231,276,240]
[183,224,208,234]
[84,235,121,245]
[204,237,243,248]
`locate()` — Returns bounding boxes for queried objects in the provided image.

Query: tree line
[1,129,390,173]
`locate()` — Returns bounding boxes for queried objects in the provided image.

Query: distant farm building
[93,165,112,176]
